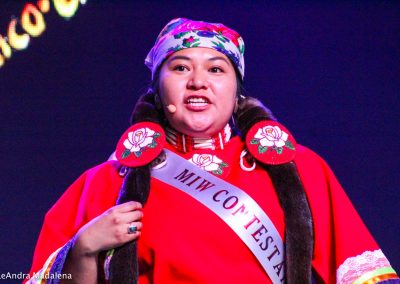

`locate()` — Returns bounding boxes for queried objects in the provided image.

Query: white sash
[152,149,285,283]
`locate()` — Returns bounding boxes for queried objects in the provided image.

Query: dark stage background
[1,0,399,278]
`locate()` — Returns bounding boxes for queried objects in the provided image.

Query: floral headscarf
[145,18,245,80]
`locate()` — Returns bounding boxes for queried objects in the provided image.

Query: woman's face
[158,48,237,137]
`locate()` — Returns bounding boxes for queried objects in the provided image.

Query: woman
[27,18,398,284]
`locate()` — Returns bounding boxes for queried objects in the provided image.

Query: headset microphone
[166,104,177,114]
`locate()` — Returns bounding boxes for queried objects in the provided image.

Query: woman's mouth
[185,96,210,111]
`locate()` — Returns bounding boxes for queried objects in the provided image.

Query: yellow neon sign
[8,19,30,50]
[21,4,46,37]
[0,0,87,69]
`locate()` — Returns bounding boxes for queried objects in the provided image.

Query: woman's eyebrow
[168,55,191,62]
[208,56,230,65]
[168,55,229,64]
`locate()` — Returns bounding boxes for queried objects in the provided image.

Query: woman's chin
[181,122,215,137]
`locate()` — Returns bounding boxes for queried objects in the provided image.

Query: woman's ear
[234,96,239,114]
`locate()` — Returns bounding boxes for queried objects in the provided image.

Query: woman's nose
[187,70,209,90]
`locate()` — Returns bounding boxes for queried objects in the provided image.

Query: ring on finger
[127,223,138,234]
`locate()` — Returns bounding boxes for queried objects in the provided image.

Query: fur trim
[109,167,151,284]
[235,96,276,135]
[264,163,313,283]
[109,92,158,284]
[236,96,313,283]
[130,92,162,125]
[116,167,151,205]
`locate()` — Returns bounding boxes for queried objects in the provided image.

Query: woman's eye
[173,65,188,72]
[210,67,223,73]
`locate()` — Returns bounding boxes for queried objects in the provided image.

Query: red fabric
[294,145,380,282]
[27,137,381,283]
[27,161,123,280]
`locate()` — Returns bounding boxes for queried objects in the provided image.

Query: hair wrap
[145,18,245,80]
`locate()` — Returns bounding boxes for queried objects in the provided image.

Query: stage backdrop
[0,0,399,277]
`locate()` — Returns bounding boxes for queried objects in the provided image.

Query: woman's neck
[166,124,232,152]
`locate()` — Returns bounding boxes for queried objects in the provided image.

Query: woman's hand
[72,201,143,257]
[61,202,143,283]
